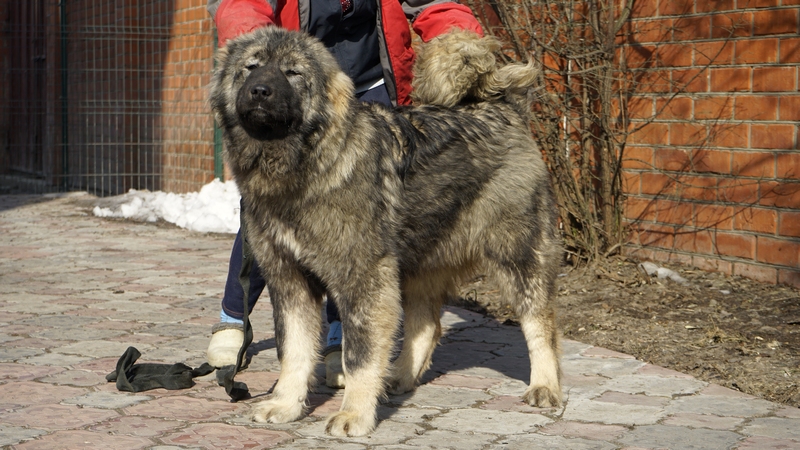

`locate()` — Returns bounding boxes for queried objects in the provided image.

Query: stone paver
[742,417,800,441]
[665,391,777,417]
[13,429,153,450]
[561,397,666,425]
[161,423,294,449]
[88,416,185,438]
[539,421,628,441]
[406,430,496,450]
[1,193,800,449]
[2,404,119,430]
[494,433,617,450]
[617,424,743,449]
[1,381,86,407]
[663,412,746,430]
[62,391,152,409]
[429,408,552,434]
[0,425,47,447]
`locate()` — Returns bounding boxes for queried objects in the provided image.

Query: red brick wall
[623,1,800,287]
[159,1,217,193]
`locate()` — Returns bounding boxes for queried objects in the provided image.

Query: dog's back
[389,100,556,276]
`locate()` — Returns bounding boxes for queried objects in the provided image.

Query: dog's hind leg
[387,272,452,395]
[324,256,402,437]
[496,264,562,408]
[517,295,562,407]
[252,264,323,424]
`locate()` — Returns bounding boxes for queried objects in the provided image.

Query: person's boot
[324,319,345,388]
[324,345,345,388]
[207,323,244,368]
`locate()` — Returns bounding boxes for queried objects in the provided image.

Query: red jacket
[208,0,483,105]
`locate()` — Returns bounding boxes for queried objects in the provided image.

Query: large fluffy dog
[210,27,562,436]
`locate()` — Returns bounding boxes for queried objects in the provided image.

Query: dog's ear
[213,45,232,75]
[327,71,355,121]
[210,45,233,127]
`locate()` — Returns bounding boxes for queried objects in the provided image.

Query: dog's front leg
[252,263,323,424]
[324,257,402,437]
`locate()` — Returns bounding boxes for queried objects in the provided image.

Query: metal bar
[59,0,69,189]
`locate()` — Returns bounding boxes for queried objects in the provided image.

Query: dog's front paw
[251,398,305,424]
[522,385,562,408]
[324,410,376,437]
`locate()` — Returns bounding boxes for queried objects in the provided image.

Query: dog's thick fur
[210,27,562,437]
[411,29,539,110]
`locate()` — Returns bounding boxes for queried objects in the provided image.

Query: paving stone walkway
[1,193,799,449]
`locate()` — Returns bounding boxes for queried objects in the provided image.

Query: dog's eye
[284,69,302,78]
[245,63,260,71]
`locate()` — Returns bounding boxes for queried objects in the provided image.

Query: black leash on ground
[107,200,253,401]
[216,201,254,400]
[106,346,215,391]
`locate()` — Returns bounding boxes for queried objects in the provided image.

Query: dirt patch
[456,257,800,407]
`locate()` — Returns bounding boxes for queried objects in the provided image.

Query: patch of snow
[92,179,240,234]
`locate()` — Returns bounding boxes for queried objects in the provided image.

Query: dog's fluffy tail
[411,29,540,111]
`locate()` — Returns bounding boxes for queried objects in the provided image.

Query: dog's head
[233,61,304,140]
[210,27,355,162]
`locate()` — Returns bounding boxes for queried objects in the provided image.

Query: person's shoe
[207,323,245,368]
[323,345,345,388]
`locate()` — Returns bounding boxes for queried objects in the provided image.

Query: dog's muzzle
[236,64,303,140]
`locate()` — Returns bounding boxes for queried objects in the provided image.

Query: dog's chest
[245,203,324,266]
[269,218,305,259]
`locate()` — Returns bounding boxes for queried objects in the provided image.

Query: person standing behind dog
[205,0,484,388]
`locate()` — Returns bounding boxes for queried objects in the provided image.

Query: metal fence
[1,0,220,196]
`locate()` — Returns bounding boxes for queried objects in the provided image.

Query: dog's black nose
[250,84,272,100]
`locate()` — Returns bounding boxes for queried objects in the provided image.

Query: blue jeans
[220,83,392,322]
